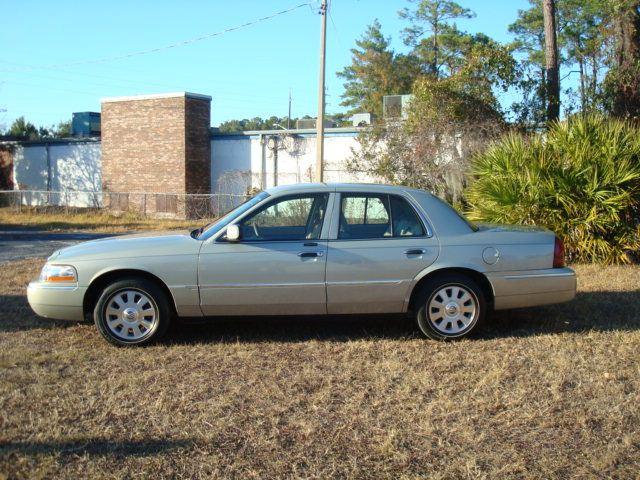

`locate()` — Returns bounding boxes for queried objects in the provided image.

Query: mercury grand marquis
[27,183,576,346]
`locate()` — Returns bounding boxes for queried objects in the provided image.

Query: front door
[198,193,330,316]
[326,193,438,314]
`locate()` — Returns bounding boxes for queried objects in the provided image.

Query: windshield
[196,191,270,240]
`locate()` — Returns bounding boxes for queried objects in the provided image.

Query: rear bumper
[27,282,86,321]
[487,267,576,310]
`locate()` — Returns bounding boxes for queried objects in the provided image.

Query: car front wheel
[94,277,171,346]
[415,273,486,341]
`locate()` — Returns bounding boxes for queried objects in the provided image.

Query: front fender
[79,255,200,318]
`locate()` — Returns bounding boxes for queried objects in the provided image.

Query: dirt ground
[1,259,639,479]
[0,208,198,233]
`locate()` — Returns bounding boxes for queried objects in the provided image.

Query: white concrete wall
[13,145,48,191]
[51,143,101,192]
[210,132,381,195]
[210,137,252,196]
[9,132,375,208]
[13,142,102,206]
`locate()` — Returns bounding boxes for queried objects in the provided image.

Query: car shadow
[169,314,418,344]
[482,290,640,339]
[3,290,639,341]
[0,294,78,332]
[167,290,640,344]
[0,438,193,458]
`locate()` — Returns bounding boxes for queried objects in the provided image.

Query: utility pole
[543,0,560,123]
[315,0,327,183]
[287,88,292,130]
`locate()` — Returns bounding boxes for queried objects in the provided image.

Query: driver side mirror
[226,224,240,242]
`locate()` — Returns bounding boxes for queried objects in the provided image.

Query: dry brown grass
[1,260,639,479]
[0,208,200,233]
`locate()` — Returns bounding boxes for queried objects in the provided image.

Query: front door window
[238,194,329,241]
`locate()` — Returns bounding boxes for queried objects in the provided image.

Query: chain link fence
[0,190,250,220]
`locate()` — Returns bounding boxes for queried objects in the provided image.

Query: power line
[3,80,292,108]
[0,3,312,73]
[1,69,292,102]
[327,4,345,52]
[0,59,307,104]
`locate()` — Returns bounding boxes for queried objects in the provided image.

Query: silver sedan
[27,183,576,346]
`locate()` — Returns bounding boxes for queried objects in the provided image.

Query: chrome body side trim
[199,282,324,289]
[502,272,576,279]
[326,279,404,286]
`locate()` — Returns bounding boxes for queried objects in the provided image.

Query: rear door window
[339,194,391,239]
[338,193,425,239]
[390,195,425,237]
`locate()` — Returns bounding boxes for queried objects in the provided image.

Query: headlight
[39,264,77,283]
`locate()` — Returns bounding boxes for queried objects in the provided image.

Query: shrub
[347,76,506,204]
[466,115,640,264]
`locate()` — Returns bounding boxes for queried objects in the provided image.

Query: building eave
[101,92,212,103]
[211,126,362,137]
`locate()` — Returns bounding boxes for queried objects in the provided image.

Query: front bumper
[487,267,577,310]
[27,282,87,321]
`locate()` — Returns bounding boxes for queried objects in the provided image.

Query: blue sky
[1,0,531,129]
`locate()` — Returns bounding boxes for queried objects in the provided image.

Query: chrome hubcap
[445,302,458,316]
[105,289,157,340]
[428,285,477,335]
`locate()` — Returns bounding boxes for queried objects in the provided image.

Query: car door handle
[404,249,426,256]
[298,251,324,258]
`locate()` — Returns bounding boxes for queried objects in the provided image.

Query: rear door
[326,192,438,314]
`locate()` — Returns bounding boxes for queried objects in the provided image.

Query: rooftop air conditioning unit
[297,118,316,129]
[72,112,101,137]
[296,118,335,130]
[351,113,373,127]
[383,94,413,119]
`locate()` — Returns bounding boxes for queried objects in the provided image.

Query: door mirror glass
[226,224,240,242]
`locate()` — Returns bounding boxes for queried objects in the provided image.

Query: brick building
[101,92,211,215]
[5,91,367,217]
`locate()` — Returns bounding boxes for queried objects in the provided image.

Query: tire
[93,277,172,347]
[415,273,486,341]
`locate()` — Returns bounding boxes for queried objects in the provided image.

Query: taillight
[553,236,565,268]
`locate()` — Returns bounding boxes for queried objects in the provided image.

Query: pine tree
[338,20,418,118]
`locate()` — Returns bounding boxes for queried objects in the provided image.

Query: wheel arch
[407,267,495,313]
[83,269,178,320]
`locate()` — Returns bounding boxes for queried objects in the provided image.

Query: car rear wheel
[415,273,486,341]
[94,277,171,346]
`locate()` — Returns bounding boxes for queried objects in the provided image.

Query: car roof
[264,182,430,196]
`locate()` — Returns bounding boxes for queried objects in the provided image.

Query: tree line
[339,0,640,127]
[341,0,640,204]
[217,114,352,133]
[0,117,71,141]
[4,1,637,136]
[339,0,640,264]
